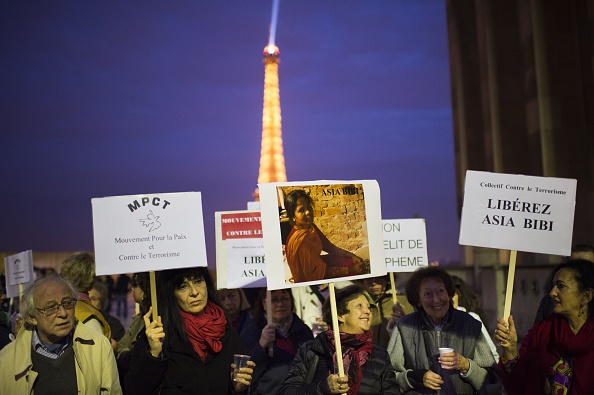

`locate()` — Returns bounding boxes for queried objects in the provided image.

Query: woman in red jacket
[495,259,594,394]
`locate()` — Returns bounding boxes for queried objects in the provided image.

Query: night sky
[1,1,460,268]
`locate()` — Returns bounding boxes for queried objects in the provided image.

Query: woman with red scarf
[495,259,594,395]
[278,285,399,394]
[125,267,254,395]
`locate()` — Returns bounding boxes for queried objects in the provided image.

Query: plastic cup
[312,323,324,337]
[439,347,454,368]
[233,354,251,382]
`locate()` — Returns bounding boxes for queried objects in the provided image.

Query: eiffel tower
[253,42,287,201]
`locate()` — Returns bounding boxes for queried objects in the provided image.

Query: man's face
[30,280,76,344]
[363,277,388,298]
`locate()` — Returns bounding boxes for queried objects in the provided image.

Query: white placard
[92,192,207,275]
[4,250,34,298]
[383,219,428,272]
[260,180,386,290]
[215,210,266,289]
[226,239,266,288]
[459,171,577,256]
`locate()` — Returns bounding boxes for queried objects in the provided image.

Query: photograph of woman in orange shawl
[282,189,367,283]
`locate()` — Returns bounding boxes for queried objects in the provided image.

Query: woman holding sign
[278,285,398,394]
[284,189,365,283]
[125,267,255,395]
[387,266,501,394]
[495,259,594,394]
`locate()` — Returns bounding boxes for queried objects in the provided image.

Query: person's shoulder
[452,307,476,321]
[396,310,419,327]
[74,321,110,347]
[371,343,389,357]
[291,312,310,328]
[307,333,334,356]
[291,314,315,339]
[0,335,16,358]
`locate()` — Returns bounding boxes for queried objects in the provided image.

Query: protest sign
[215,210,266,289]
[4,250,34,298]
[459,170,577,319]
[383,218,428,272]
[259,180,386,290]
[92,192,207,275]
[459,171,577,256]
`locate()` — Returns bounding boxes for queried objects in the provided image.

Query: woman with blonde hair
[61,251,111,339]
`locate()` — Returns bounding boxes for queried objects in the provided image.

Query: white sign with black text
[459,171,577,256]
[92,192,207,275]
[215,210,266,289]
[4,250,34,298]
[383,219,428,272]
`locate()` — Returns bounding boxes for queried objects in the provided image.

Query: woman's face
[339,294,371,334]
[267,290,292,323]
[175,276,208,315]
[88,288,102,310]
[292,197,313,229]
[219,289,241,318]
[550,268,589,318]
[419,277,450,324]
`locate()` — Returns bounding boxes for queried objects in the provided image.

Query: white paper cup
[233,354,251,382]
[439,347,454,356]
[438,347,454,368]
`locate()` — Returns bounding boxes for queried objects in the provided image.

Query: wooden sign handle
[503,250,517,321]
[329,283,345,377]
[150,271,158,321]
[389,272,397,304]
[266,290,273,357]
[18,283,23,308]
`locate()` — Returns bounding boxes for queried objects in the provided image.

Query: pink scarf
[325,329,374,395]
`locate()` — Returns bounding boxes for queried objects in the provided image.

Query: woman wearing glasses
[241,288,313,395]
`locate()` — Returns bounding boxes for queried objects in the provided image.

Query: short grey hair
[21,276,77,323]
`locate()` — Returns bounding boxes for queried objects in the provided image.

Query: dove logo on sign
[140,210,161,232]
[126,196,171,232]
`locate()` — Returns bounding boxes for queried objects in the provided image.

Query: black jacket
[278,332,400,395]
[125,322,244,395]
[241,313,313,395]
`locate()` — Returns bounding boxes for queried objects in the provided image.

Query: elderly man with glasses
[0,276,122,394]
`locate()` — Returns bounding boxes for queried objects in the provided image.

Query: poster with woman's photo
[259,180,386,290]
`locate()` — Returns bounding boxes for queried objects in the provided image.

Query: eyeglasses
[270,297,291,305]
[35,299,77,317]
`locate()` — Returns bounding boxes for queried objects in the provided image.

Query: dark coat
[277,332,400,395]
[235,309,253,339]
[125,322,244,395]
[241,313,313,395]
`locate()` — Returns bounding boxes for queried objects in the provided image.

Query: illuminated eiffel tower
[253,3,286,202]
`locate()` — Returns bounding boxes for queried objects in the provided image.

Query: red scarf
[545,315,594,394]
[179,301,227,361]
[325,330,374,395]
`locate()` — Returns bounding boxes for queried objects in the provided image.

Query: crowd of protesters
[0,246,593,394]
